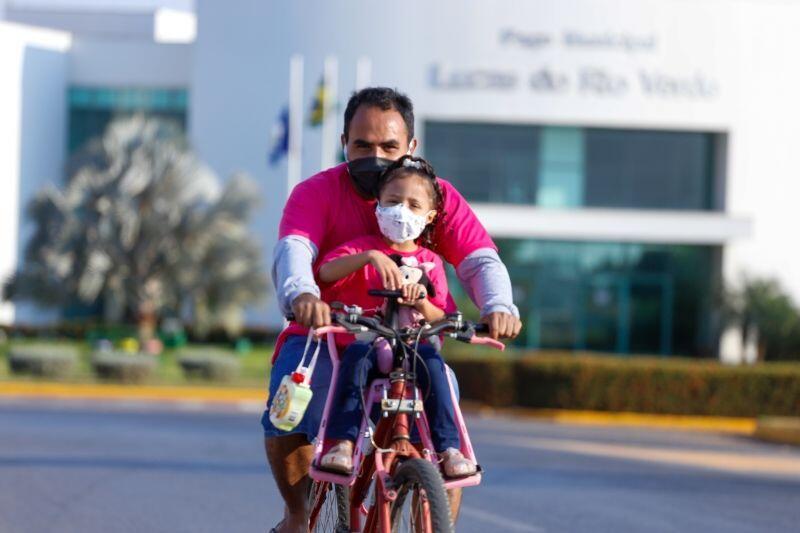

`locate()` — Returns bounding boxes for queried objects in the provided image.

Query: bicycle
[301,289,505,532]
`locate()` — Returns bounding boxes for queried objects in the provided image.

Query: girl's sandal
[441,447,477,478]
[319,441,354,474]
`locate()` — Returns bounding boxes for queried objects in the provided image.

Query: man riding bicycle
[265,87,522,533]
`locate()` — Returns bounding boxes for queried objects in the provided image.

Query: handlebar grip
[473,323,490,333]
[368,289,403,298]
[367,288,426,300]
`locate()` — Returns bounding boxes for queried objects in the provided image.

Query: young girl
[316,155,477,478]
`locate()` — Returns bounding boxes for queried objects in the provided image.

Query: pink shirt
[319,235,452,347]
[320,235,451,314]
[280,163,495,270]
[274,163,496,360]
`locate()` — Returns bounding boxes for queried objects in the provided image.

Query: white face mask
[375,203,431,244]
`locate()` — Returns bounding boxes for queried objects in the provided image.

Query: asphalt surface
[0,398,799,533]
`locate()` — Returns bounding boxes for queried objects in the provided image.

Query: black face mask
[346,156,394,199]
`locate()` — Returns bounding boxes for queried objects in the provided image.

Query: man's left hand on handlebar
[482,311,522,340]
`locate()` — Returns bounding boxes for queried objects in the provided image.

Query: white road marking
[500,436,800,478]
[460,506,546,532]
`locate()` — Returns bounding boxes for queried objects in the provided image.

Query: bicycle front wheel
[308,480,350,532]
[390,458,453,533]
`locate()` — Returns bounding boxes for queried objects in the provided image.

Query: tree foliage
[3,115,269,335]
[725,277,800,361]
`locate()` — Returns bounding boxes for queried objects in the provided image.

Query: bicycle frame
[308,326,483,531]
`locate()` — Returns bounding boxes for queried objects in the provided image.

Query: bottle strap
[294,328,321,385]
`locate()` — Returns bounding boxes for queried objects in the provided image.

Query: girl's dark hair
[377,155,446,250]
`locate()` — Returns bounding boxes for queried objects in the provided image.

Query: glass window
[424,121,539,204]
[478,239,719,356]
[424,121,718,211]
[584,129,714,210]
[68,86,188,153]
[537,126,584,207]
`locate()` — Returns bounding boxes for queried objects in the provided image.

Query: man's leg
[265,434,313,533]
[448,488,463,523]
[262,335,333,532]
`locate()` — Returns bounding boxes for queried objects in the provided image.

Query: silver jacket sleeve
[455,247,520,318]
[272,235,320,315]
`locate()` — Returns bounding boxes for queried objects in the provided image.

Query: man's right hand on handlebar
[291,293,331,328]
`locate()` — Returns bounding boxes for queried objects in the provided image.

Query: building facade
[4,0,800,357]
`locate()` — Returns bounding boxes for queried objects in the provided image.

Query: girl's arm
[414,298,446,322]
[319,250,405,289]
[318,251,372,283]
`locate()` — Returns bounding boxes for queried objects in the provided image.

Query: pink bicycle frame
[308,327,483,491]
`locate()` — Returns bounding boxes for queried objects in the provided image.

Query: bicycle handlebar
[367,288,426,300]
[285,300,503,350]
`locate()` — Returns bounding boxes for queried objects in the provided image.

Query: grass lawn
[0,338,274,388]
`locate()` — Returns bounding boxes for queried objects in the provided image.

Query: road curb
[460,402,758,435]
[0,380,267,405]
[753,417,800,446]
[0,380,777,437]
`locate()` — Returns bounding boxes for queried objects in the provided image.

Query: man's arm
[455,248,519,318]
[272,235,330,326]
[435,179,522,339]
[456,248,522,340]
[272,235,320,315]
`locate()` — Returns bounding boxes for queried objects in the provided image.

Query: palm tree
[3,115,269,340]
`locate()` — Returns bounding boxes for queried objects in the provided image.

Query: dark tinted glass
[424,121,539,204]
[584,129,714,210]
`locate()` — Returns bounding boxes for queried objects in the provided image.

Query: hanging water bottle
[269,330,321,431]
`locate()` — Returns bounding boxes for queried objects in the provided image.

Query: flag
[308,76,328,127]
[268,107,289,166]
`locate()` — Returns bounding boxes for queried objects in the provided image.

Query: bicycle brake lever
[470,336,506,351]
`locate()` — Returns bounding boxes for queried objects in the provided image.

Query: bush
[178,349,240,382]
[446,350,800,417]
[446,355,517,407]
[91,352,156,383]
[7,344,77,379]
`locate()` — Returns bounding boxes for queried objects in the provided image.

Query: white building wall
[69,37,191,86]
[724,1,800,298]
[191,0,800,330]
[0,22,70,325]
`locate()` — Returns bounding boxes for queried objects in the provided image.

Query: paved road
[0,398,798,533]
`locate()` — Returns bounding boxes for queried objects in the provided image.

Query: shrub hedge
[91,352,156,383]
[446,351,800,417]
[178,349,240,382]
[8,344,78,379]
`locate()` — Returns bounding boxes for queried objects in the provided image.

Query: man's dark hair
[343,87,415,142]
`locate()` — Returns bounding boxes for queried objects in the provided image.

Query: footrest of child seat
[442,463,484,482]
[309,463,355,485]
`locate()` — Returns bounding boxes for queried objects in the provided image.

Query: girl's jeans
[325,341,460,452]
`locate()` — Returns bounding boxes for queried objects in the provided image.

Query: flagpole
[287,54,304,195]
[355,56,372,90]
[321,55,338,170]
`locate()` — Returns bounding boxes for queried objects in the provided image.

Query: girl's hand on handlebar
[367,250,404,291]
[397,283,427,306]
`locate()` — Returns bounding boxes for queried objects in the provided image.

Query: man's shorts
[261,334,460,440]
